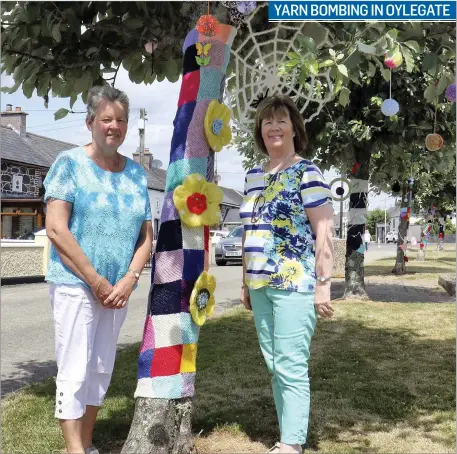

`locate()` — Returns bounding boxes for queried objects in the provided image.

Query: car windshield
[227,226,243,238]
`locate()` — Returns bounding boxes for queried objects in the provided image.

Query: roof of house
[145,167,243,207]
[1,125,77,168]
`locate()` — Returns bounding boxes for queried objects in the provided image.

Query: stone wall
[1,242,44,278]
[1,161,46,197]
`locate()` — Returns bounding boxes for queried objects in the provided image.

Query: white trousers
[50,284,127,419]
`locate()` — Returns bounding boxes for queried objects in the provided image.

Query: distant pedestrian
[44,86,153,454]
[364,230,371,251]
[436,219,445,251]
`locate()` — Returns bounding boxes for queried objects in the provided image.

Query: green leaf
[422,53,439,74]
[424,84,438,103]
[70,93,77,109]
[337,64,348,77]
[85,47,98,57]
[401,47,414,73]
[338,87,350,107]
[299,35,316,52]
[202,56,210,66]
[343,50,361,71]
[381,67,390,82]
[285,59,300,68]
[368,62,376,78]
[125,18,144,29]
[52,23,61,42]
[319,59,334,68]
[308,58,318,75]
[22,74,36,98]
[387,29,398,39]
[54,108,69,120]
[436,73,449,96]
[404,40,420,53]
[287,51,301,60]
[329,48,336,58]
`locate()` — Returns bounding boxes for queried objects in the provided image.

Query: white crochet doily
[224,3,335,134]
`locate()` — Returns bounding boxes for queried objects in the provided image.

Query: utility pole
[384,194,387,244]
[339,199,344,239]
[139,108,147,168]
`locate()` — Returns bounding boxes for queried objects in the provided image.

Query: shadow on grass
[2,308,455,453]
[330,280,454,303]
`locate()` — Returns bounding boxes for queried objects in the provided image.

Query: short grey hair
[86,85,130,122]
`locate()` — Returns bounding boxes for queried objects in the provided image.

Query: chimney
[1,105,28,137]
[133,147,153,169]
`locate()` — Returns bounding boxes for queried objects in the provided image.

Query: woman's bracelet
[94,277,103,293]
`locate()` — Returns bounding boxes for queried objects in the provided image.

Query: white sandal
[266,442,280,453]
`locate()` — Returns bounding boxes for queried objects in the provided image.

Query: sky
[1,69,396,212]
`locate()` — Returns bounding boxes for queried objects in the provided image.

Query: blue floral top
[240,159,331,293]
[44,147,152,288]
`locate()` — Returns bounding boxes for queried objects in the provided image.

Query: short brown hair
[254,95,308,155]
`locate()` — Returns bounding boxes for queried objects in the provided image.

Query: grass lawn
[2,299,455,453]
[365,247,456,280]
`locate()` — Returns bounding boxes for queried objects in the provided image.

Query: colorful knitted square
[139,315,155,352]
[138,349,154,379]
[183,249,205,281]
[182,225,205,250]
[185,100,211,159]
[155,219,183,252]
[197,67,223,101]
[153,250,184,284]
[180,343,198,373]
[182,372,196,397]
[151,345,183,377]
[151,375,184,398]
[165,157,208,192]
[160,192,179,223]
[181,280,195,312]
[183,45,200,76]
[206,41,229,70]
[183,28,199,53]
[152,313,183,348]
[178,71,200,107]
[149,281,182,316]
[170,101,197,164]
[180,312,199,344]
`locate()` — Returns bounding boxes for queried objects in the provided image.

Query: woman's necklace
[265,151,296,175]
[91,148,121,172]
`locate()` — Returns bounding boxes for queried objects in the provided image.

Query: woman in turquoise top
[44,85,153,454]
[239,96,334,454]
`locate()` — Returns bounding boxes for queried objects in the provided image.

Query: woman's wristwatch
[128,268,140,281]
[316,276,331,283]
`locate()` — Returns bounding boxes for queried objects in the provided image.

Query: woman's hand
[314,282,334,318]
[91,276,114,305]
[103,274,137,309]
[240,285,252,310]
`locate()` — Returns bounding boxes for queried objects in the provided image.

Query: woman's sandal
[265,442,280,453]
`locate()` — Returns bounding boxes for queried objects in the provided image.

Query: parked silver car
[215,225,243,266]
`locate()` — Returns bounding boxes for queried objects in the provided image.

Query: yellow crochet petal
[218,105,231,123]
[206,296,215,317]
[190,304,206,327]
[206,274,216,293]
[203,182,223,203]
[185,174,205,194]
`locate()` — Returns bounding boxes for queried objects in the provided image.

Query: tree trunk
[392,184,410,274]
[343,145,370,300]
[121,398,194,454]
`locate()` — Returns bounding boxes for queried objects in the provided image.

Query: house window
[12,175,23,192]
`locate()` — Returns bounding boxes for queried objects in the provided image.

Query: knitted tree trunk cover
[134,24,236,401]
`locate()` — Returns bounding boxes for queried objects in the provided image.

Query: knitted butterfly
[195,42,212,66]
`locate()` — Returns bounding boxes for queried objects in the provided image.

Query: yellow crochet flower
[190,271,216,326]
[173,174,223,227]
[282,259,305,284]
[204,100,232,152]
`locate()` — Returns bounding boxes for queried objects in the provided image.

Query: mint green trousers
[250,286,317,445]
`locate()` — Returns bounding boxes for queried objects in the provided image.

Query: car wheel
[216,260,227,266]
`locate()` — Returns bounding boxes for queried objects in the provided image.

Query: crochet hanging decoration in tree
[381,49,401,117]
[221,1,257,28]
[329,177,352,202]
[392,180,401,193]
[196,14,220,37]
[195,42,212,67]
[381,98,399,116]
[425,133,444,151]
[445,82,456,102]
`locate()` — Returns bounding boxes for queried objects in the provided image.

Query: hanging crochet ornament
[425,133,444,151]
[381,98,399,116]
[222,1,256,28]
[196,15,219,37]
[381,52,400,117]
[391,180,401,193]
[445,82,456,102]
[384,49,403,69]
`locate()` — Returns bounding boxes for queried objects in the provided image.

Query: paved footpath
[1,245,451,395]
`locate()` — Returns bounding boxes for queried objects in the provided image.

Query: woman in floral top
[239,95,334,454]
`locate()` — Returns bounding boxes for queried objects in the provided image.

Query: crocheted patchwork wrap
[135,24,237,399]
